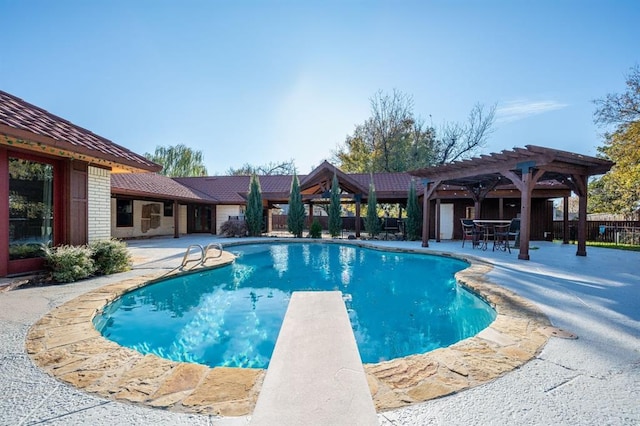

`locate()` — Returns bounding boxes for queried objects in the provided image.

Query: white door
[439,204,454,240]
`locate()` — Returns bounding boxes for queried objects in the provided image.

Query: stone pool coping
[26,242,553,417]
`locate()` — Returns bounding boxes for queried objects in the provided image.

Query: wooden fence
[553,220,640,244]
[271,215,405,232]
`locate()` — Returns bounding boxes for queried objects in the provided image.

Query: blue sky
[1,1,638,174]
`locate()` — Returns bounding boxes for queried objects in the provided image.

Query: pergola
[299,161,368,236]
[409,145,614,260]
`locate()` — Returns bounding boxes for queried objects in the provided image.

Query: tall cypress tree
[287,173,305,238]
[405,179,422,241]
[328,174,343,237]
[246,174,263,237]
[365,181,381,238]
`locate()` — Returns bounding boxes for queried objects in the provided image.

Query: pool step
[250,291,379,426]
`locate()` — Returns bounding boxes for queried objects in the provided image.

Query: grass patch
[586,242,640,252]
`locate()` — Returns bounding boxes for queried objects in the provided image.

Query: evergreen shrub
[90,239,132,275]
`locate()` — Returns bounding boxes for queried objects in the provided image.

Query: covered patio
[410,145,614,259]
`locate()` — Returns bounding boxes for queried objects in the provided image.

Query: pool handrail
[180,244,204,269]
[202,243,223,263]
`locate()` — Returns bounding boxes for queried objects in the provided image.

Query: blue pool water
[95,243,495,368]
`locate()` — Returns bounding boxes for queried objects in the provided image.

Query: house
[0,91,160,277]
[110,160,575,244]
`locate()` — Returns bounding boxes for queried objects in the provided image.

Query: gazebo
[409,145,614,260]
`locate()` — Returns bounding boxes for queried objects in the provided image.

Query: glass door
[8,157,54,263]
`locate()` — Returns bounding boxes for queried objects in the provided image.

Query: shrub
[219,220,248,237]
[365,182,381,238]
[90,239,132,275]
[245,174,264,236]
[44,245,96,283]
[405,179,422,241]
[287,174,305,237]
[309,219,322,238]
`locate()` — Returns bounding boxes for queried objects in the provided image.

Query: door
[439,203,454,240]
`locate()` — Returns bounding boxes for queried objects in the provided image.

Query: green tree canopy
[245,175,263,236]
[328,174,343,237]
[590,66,640,217]
[287,174,305,238]
[144,144,207,177]
[333,89,495,173]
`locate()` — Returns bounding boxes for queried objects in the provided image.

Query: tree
[227,160,296,176]
[144,144,207,177]
[328,174,343,237]
[333,89,495,173]
[245,175,263,236]
[590,66,640,218]
[364,181,381,237]
[287,174,305,238]
[405,180,422,241]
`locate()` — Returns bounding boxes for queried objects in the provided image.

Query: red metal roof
[174,172,423,203]
[0,90,161,173]
[111,173,216,202]
[174,175,293,204]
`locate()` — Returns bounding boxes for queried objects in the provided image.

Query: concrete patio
[1,236,638,425]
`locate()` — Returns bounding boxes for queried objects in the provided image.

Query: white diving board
[250,291,379,426]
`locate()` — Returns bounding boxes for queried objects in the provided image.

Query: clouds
[496,100,569,124]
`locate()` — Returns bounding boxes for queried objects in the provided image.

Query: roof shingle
[0,91,160,172]
[111,173,216,202]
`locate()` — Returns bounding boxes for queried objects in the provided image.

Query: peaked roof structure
[410,145,612,188]
[299,161,368,196]
[0,90,161,173]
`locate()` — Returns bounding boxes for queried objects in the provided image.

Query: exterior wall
[443,198,552,240]
[87,166,111,242]
[111,199,178,239]
[215,205,243,234]
[179,205,187,234]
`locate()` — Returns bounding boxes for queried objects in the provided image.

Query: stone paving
[1,236,639,425]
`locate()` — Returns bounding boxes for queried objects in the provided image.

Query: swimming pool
[95,242,496,368]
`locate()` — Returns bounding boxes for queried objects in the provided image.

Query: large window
[116,199,133,227]
[8,158,54,260]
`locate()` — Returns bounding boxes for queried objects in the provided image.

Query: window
[163,201,173,217]
[8,158,54,260]
[116,199,133,227]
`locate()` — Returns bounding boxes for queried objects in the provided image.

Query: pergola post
[173,200,180,238]
[563,195,569,244]
[573,174,588,256]
[422,185,430,247]
[436,198,440,243]
[503,165,544,261]
[435,198,441,242]
[421,179,441,248]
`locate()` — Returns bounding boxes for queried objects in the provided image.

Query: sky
[1,0,639,175]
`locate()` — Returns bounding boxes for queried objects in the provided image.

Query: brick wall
[88,166,111,242]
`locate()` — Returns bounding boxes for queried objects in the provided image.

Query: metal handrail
[202,243,223,264]
[180,244,204,269]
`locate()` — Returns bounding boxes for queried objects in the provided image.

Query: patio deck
[1,236,638,425]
